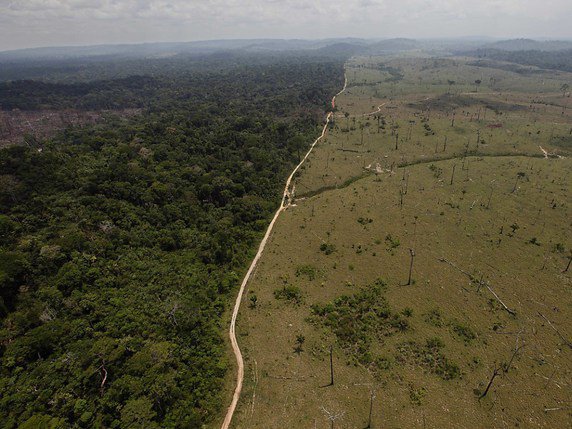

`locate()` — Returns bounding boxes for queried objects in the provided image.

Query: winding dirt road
[220,74,347,429]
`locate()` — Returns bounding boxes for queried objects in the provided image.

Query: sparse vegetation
[296,264,319,281]
[450,320,477,344]
[274,285,303,305]
[396,338,461,380]
[425,308,444,327]
[320,242,336,255]
[310,279,409,366]
[234,53,571,428]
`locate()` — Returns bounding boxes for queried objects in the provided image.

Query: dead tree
[437,258,516,316]
[329,345,335,386]
[406,249,416,285]
[321,406,345,429]
[486,184,494,209]
[365,391,376,428]
[97,359,108,397]
[511,172,526,193]
[450,164,456,185]
[479,366,500,399]
[503,334,525,373]
[538,312,572,349]
[563,253,572,273]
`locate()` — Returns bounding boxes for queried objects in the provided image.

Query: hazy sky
[1,0,571,51]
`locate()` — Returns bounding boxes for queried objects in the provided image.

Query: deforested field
[230,55,571,429]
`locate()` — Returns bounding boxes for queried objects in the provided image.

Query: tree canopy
[0,53,345,428]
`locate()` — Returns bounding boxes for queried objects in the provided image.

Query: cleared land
[229,56,571,428]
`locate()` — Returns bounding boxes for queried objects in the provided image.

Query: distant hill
[483,38,572,52]
[462,48,572,74]
[367,38,420,53]
[0,39,372,62]
[315,42,368,57]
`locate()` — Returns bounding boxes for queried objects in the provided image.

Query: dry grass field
[224,55,571,429]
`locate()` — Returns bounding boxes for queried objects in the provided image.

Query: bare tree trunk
[365,391,375,428]
[486,186,493,209]
[100,364,108,396]
[329,345,334,386]
[407,249,415,285]
[511,176,520,193]
[562,254,572,273]
[450,164,456,185]
[479,367,500,399]
[538,312,572,349]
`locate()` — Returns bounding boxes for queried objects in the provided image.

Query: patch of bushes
[295,264,318,281]
[424,308,444,327]
[385,234,400,254]
[396,338,461,380]
[310,278,405,366]
[409,385,427,405]
[357,217,373,225]
[320,242,336,255]
[450,320,477,344]
[274,285,303,305]
[429,163,443,178]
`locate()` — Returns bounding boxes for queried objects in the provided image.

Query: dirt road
[220,74,347,429]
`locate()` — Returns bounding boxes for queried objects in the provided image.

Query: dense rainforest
[0,52,345,428]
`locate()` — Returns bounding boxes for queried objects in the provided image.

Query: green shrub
[450,320,477,343]
[424,308,443,327]
[310,278,404,364]
[319,243,336,255]
[409,386,427,405]
[385,234,400,254]
[396,338,460,380]
[295,264,318,281]
[274,285,303,305]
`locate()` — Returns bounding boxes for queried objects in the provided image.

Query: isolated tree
[563,252,572,273]
[249,294,258,309]
[561,83,570,98]
[328,345,335,385]
[288,134,307,162]
[486,181,495,209]
[474,79,482,93]
[406,248,415,285]
[479,366,501,399]
[447,80,456,94]
[365,390,376,428]
[511,172,526,193]
[294,334,305,354]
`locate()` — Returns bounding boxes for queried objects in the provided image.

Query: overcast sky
[1,0,571,51]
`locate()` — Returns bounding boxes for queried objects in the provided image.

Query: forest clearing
[227,55,571,429]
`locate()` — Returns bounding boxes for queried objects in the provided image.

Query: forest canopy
[0,52,345,428]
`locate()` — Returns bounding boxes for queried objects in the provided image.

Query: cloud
[0,0,571,50]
